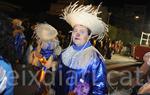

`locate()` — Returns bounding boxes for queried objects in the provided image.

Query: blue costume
[31,42,58,95]
[0,56,14,95]
[14,32,26,60]
[31,41,57,67]
[55,41,107,95]
[40,42,56,60]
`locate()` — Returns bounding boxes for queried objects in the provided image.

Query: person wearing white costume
[55,1,108,95]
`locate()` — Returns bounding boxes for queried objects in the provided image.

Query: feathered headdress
[33,23,58,42]
[61,1,108,40]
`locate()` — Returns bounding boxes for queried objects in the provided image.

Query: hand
[36,40,43,52]
[138,82,150,94]
[34,51,42,58]
[33,40,43,58]
[44,56,57,70]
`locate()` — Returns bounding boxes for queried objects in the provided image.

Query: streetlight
[134,15,140,20]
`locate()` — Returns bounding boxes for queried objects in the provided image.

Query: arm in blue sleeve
[92,58,107,95]
[4,64,14,95]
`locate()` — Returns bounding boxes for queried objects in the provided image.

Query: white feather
[61,1,108,41]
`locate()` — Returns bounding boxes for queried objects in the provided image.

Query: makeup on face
[72,25,89,46]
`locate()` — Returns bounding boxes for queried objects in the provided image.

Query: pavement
[106,54,143,94]
[106,54,142,71]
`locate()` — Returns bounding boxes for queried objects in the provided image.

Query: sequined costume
[14,32,26,60]
[55,41,107,95]
[32,41,57,67]
[27,23,61,95]
[0,56,14,95]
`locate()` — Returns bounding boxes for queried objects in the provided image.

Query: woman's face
[72,25,89,46]
[40,29,55,41]
[39,29,50,41]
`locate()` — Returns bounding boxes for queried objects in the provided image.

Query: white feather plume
[61,1,108,41]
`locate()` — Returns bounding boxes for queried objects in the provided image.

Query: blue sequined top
[55,41,107,95]
[14,32,26,59]
[40,42,56,60]
[0,56,14,95]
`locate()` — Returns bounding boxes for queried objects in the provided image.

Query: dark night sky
[104,0,149,6]
[0,0,149,35]
[0,0,149,11]
[0,0,52,13]
[0,0,149,25]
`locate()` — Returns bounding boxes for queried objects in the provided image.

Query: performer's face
[40,29,52,41]
[143,52,150,66]
[72,25,89,46]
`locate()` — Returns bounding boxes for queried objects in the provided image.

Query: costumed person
[27,23,61,95]
[55,2,108,95]
[12,18,27,63]
[131,52,150,95]
[0,28,15,95]
[0,59,14,95]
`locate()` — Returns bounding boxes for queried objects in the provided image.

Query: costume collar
[72,41,92,51]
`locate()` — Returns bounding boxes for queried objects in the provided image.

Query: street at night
[0,0,150,95]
